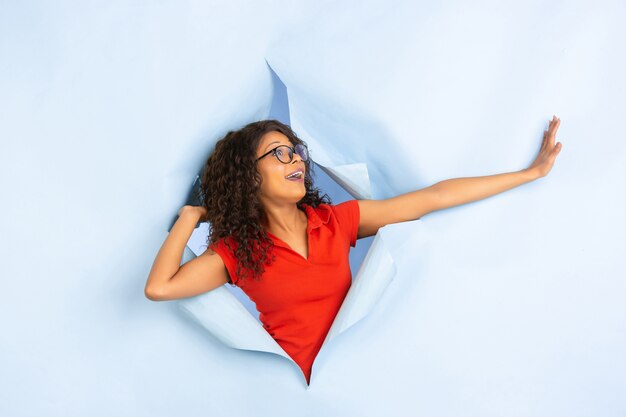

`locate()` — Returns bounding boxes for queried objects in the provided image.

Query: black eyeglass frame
[256,144,309,164]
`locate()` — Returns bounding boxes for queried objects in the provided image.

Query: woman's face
[255,131,306,205]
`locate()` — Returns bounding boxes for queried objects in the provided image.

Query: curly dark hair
[199,119,332,284]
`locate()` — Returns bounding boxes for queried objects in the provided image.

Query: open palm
[527,115,563,178]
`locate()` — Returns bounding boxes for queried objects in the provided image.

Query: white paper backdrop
[1,0,625,416]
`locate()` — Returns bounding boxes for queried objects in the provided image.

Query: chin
[294,190,307,201]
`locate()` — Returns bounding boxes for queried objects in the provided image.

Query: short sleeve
[207,238,239,286]
[331,199,361,247]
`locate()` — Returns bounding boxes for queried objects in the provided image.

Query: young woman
[145,117,562,384]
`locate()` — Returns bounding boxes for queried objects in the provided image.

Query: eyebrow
[264,140,291,151]
[264,141,280,151]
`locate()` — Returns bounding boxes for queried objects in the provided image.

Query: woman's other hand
[178,205,208,222]
[526,115,563,178]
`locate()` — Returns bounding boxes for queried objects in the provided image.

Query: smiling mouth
[285,170,304,180]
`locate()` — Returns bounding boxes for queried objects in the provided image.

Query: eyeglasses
[256,144,309,164]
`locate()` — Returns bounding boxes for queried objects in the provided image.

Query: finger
[548,122,557,146]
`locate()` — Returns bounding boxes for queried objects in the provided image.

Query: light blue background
[1,1,625,416]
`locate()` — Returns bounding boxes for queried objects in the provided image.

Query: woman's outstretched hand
[526,115,563,178]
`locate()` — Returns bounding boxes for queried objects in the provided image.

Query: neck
[261,201,306,236]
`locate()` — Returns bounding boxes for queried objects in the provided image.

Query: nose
[291,152,303,163]
[290,154,305,173]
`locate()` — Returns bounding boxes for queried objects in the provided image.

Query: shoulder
[304,200,359,221]
[327,200,360,220]
[207,235,239,259]
[207,235,241,285]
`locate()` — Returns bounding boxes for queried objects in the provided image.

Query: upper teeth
[286,171,302,179]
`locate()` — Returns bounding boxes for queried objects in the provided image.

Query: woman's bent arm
[144,206,204,300]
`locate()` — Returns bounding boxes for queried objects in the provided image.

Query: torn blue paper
[178,199,397,384]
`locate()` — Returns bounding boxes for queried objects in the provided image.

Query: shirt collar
[303,203,331,230]
[264,203,332,248]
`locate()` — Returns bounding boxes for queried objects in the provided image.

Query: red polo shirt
[207,199,360,385]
